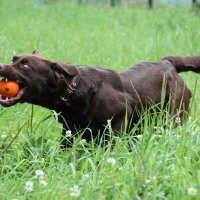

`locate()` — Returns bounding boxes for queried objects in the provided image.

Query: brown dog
[0,51,199,148]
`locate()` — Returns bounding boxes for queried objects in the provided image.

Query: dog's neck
[59,74,81,103]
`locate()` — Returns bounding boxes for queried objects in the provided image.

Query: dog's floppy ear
[52,61,79,77]
[32,50,42,57]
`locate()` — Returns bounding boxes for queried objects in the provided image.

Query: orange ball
[0,81,19,98]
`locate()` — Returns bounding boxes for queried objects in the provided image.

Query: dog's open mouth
[0,76,26,107]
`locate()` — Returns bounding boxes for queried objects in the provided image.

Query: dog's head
[0,51,79,107]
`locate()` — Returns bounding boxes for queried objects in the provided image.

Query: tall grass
[0,0,200,199]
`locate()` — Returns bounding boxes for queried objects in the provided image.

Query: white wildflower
[25,181,33,193]
[79,139,86,145]
[136,135,143,139]
[175,116,181,125]
[107,157,116,165]
[146,178,151,184]
[65,130,72,137]
[70,185,81,197]
[35,170,44,180]
[40,179,48,187]
[1,134,7,139]
[146,176,157,184]
[188,187,197,196]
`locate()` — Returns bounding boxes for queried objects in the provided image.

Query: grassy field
[0,0,200,199]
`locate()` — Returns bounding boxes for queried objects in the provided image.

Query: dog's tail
[163,56,200,73]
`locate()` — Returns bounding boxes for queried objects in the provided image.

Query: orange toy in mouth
[0,80,19,98]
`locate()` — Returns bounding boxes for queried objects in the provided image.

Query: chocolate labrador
[0,51,199,148]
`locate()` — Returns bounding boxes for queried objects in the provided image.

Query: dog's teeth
[0,76,4,81]
[5,78,8,82]
[5,97,8,101]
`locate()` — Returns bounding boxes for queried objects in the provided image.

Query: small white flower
[188,187,197,196]
[1,134,7,139]
[79,139,86,145]
[25,181,33,192]
[65,130,72,137]
[40,179,48,187]
[107,157,116,165]
[70,185,81,197]
[175,116,181,125]
[146,178,151,184]
[136,135,143,139]
[35,170,44,180]
[146,176,157,184]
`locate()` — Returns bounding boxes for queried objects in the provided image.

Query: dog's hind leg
[167,76,192,124]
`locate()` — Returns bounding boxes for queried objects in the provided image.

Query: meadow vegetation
[0,0,199,199]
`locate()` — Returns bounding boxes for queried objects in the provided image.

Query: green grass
[0,0,200,199]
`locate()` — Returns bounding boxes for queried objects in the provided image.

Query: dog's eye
[23,64,30,69]
[20,59,30,69]
[19,63,30,70]
[20,60,30,69]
